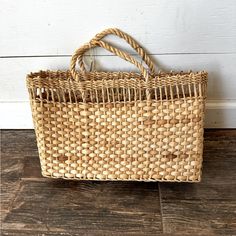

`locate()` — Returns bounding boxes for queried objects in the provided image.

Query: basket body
[27,70,207,182]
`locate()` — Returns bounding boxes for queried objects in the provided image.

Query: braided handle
[70,28,156,81]
[82,28,155,74]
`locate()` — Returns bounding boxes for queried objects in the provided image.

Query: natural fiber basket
[27,28,207,182]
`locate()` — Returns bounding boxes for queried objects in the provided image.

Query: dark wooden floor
[1,130,236,236]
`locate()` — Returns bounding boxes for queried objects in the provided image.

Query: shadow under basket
[26,28,208,182]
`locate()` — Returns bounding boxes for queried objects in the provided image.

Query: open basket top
[26,28,207,103]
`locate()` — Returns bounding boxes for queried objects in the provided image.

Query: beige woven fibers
[27,28,208,182]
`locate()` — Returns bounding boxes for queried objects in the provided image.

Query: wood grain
[0,130,40,214]
[2,181,161,235]
[1,130,40,179]
[1,130,236,235]
[159,129,236,235]
[1,230,73,236]
[161,200,236,236]
[1,131,162,235]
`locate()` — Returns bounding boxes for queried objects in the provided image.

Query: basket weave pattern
[27,29,207,182]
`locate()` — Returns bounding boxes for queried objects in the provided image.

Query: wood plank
[203,132,236,166]
[1,130,39,178]
[1,157,24,181]
[1,181,162,235]
[159,130,236,235]
[1,130,161,235]
[1,130,236,235]
[1,230,73,236]
[1,130,41,179]
[159,169,236,202]
[161,200,236,235]
[1,130,38,159]
[1,181,21,211]
[1,211,8,224]
[1,0,235,56]
[204,129,236,139]
[0,130,41,216]
[1,129,23,212]
[1,54,236,102]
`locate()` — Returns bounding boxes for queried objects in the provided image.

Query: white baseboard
[204,100,236,128]
[0,102,33,129]
[0,101,235,129]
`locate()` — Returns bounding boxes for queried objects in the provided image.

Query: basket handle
[83,28,155,75]
[70,28,156,82]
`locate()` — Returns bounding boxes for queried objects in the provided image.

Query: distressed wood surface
[1,230,73,236]
[159,130,236,235]
[1,130,236,235]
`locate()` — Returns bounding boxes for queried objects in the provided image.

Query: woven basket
[27,28,207,182]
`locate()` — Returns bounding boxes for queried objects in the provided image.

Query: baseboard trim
[0,101,235,129]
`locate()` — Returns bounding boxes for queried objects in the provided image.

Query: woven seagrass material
[27,28,208,182]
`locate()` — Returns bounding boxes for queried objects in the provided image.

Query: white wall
[1,0,236,128]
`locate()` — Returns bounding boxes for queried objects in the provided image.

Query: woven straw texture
[27,28,208,182]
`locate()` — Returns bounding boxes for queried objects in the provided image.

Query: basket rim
[26,70,208,95]
[27,70,208,81]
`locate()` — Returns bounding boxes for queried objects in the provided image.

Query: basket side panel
[30,97,205,182]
